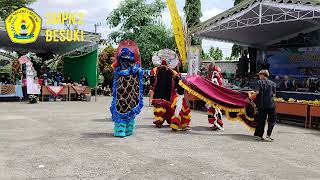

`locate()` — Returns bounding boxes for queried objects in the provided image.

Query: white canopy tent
[192,0,320,48]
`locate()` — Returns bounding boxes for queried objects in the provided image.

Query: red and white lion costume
[207,66,224,131]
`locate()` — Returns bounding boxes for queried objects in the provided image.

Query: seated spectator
[54,71,63,85]
[241,77,250,88]
[293,79,305,91]
[307,79,318,92]
[63,75,73,84]
[316,79,320,92]
[273,76,282,90]
[233,76,241,87]
[279,75,293,91]
[80,76,88,86]
[105,85,112,96]
[0,74,9,84]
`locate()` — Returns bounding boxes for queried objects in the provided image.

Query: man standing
[251,70,277,141]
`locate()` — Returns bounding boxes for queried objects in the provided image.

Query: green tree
[234,0,243,6]
[107,0,164,33]
[0,0,36,20]
[231,45,248,59]
[106,0,176,68]
[209,47,223,60]
[98,44,116,85]
[133,25,176,68]
[200,50,210,60]
[184,0,202,45]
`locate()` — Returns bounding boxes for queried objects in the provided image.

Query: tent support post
[95,86,97,102]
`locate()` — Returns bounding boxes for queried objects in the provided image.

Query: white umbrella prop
[152,49,179,69]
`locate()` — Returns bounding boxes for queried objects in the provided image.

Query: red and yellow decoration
[180,75,257,131]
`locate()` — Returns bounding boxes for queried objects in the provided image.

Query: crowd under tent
[192,0,320,76]
[0,21,100,87]
[0,51,17,74]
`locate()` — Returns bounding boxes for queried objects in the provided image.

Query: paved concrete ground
[0,97,320,180]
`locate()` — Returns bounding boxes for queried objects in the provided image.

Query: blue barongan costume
[110,40,144,137]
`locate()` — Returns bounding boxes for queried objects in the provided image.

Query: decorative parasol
[152,49,179,69]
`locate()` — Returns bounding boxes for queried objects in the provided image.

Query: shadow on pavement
[136,125,155,129]
[191,126,212,132]
[277,131,320,136]
[218,134,259,142]
[91,118,112,122]
[81,132,114,138]
[136,124,170,129]
[158,128,260,142]
[310,133,320,137]
[157,128,214,137]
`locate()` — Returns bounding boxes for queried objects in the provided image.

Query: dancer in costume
[150,49,191,131]
[207,66,224,131]
[180,75,257,131]
[110,40,144,137]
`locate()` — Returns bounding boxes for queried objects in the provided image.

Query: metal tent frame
[193,0,320,47]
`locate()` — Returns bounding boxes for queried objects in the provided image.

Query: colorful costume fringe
[150,64,191,131]
[110,40,144,137]
[180,75,257,131]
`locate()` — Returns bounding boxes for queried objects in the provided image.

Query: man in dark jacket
[252,70,277,141]
[279,75,293,91]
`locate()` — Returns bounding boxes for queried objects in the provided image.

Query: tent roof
[0,21,100,55]
[192,0,320,47]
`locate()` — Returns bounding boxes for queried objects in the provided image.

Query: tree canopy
[0,0,36,20]
[209,47,223,60]
[98,45,116,85]
[201,47,223,61]
[107,0,164,33]
[234,0,243,6]
[231,45,248,58]
[201,50,210,60]
[106,0,176,68]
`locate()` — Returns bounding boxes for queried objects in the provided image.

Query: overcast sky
[29,0,234,57]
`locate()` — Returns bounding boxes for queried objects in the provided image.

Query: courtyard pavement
[0,97,320,180]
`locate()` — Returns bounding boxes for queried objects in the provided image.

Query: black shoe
[266,136,274,141]
[210,126,219,131]
[256,137,265,141]
[181,126,191,131]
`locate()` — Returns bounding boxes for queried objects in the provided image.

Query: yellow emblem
[5,7,42,44]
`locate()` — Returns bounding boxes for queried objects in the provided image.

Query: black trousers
[254,108,276,137]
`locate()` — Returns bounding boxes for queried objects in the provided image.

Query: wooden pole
[95,51,98,102]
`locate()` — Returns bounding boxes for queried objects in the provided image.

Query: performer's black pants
[254,108,276,137]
